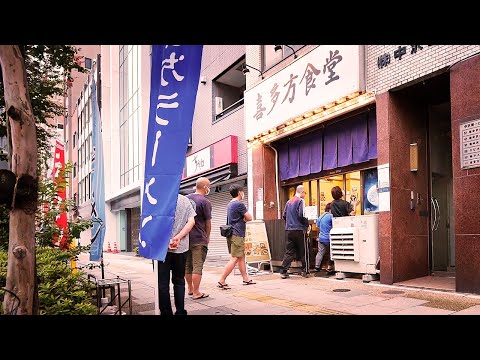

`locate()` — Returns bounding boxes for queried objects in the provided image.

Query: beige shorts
[185,245,208,275]
[227,235,245,258]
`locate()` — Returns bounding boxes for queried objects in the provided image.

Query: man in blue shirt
[280,185,309,279]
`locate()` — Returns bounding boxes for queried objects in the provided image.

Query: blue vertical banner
[140,45,203,261]
[90,78,107,261]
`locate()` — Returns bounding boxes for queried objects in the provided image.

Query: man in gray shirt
[157,194,196,315]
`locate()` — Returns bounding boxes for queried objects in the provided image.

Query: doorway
[428,101,454,274]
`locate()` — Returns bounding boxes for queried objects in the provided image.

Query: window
[73,162,77,178]
[285,168,378,220]
[85,57,92,70]
[262,45,305,71]
[73,132,76,148]
[57,123,64,129]
[119,45,141,188]
[212,57,246,122]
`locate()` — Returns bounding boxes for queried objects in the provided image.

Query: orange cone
[107,242,112,252]
[113,242,119,253]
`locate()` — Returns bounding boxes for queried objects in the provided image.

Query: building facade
[245,45,377,268]
[64,45,101,223]
[67,45,248,260]
[367,45,480,293]
[178,45,248,261]
[245,44,480,294]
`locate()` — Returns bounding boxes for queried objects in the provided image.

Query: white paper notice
[255,200,264,220]
[304,206,318,220]
[377,164,390,212]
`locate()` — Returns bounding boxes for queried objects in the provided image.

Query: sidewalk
[78,252,480,315]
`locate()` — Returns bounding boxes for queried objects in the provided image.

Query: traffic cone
[107,242,112,253]
[113,242,119,253]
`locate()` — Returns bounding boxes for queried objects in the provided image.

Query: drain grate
[332,288,351,292]
[382,290,404,295]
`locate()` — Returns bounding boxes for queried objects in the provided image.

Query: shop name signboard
[377,45,430,69]
[460,119,480,169]
[182,135,238,179]
[245,45,364,140]
[186,147,210,178]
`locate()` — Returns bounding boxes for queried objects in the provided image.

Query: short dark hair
[325,202,332,212]
[229,184,243,198]
[331,186,343,200]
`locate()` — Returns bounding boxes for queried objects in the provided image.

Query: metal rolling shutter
[206,187,249,262]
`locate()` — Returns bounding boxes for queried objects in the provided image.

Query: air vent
[330,227,359,262]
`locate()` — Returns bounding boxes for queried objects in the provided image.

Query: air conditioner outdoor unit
[330,214,379,281]
[215,96,223,115]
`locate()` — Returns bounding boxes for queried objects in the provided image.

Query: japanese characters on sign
[377,45,429,69]
[140,45,203,261]
[245,45,364,140]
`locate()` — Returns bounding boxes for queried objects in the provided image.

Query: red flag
[52,140,68,249]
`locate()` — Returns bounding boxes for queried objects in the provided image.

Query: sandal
[192,293,209,300]
[243,279,256,285]
[217,282,231,290]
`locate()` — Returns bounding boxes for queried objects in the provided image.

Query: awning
[179,163,238,195]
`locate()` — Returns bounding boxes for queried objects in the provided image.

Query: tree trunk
[0,46,38,315]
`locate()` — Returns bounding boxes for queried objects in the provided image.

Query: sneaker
[301,271,309,278]
[280,273,289,279]
[314,267,321,272]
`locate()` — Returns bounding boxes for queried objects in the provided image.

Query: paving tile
[238,305,292,315]
[375,297,428,309]
[138,310,156,315]
[451,305,480,315]
[350,304,400,315]
[188,306,235,315]
[280,310,310,315]
[184,302,211,312]
[391,306,455,315]
[336,295,387,306]
[225,300,267,312]
[321,302,358,314]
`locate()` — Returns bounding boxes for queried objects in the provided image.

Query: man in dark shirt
[186,177,212,300]
[217,184,255,289]
[280,185,309,278]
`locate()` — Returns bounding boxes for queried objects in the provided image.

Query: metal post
[128,279,132,315]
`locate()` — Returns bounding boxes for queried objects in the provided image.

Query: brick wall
[190,45,247,174]
[367,45,480,94]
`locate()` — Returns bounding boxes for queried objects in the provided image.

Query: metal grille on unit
[330,227,359,262]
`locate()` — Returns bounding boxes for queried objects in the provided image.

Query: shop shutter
[206,186,248,262]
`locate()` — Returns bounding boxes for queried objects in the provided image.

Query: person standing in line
[330,186,358,217]
[157,194,196,316]
[279,184,309,279]
[185,177,212,300]
[314,202,335,274]
[217,184,256,289]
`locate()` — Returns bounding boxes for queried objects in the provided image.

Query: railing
[0,288,21,315]
[214,98,244,122]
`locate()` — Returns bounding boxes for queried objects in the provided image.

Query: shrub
[0,247,97,315]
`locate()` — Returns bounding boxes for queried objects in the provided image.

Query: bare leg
[185,274,193,294]
[219,256,238,284]
[192,274,203,297]
[237,256,249,282]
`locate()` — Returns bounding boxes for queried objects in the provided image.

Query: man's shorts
[228,235,245,258]
[185,245,208,275]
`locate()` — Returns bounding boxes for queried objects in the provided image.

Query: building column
[450,54,480,294]
[251,143,279,221]
[376,91,430,285]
